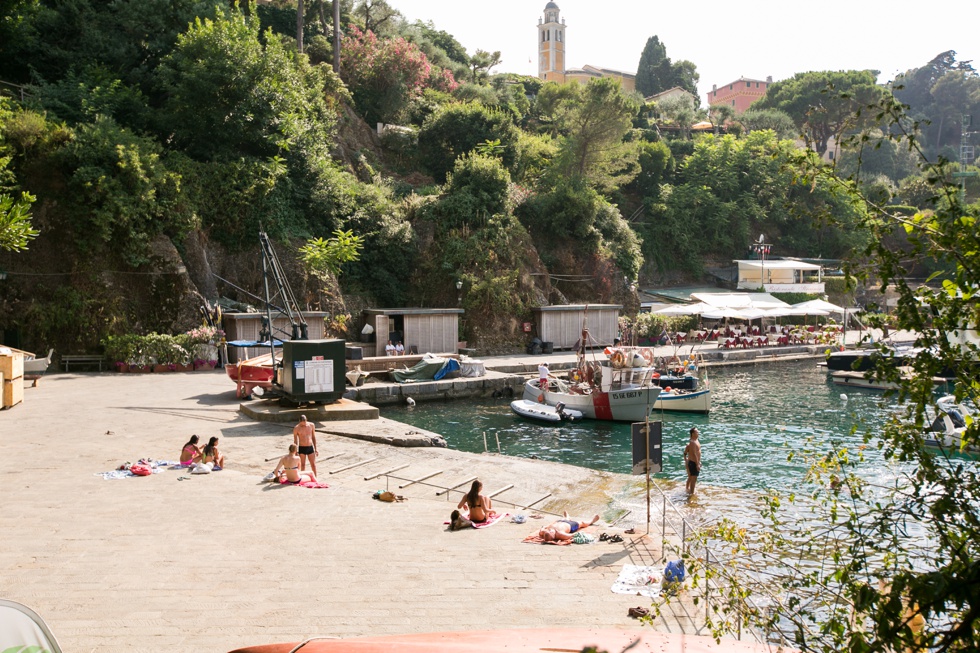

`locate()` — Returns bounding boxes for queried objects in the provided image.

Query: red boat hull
[225,355,275,398]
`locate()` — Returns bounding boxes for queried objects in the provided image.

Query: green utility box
[281,339,346,404]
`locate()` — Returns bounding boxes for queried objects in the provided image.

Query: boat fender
[652,372,660,379]
[537,394,545,403]
[664,386,672,393]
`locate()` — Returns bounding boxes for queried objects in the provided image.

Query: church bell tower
[537,1,565,80]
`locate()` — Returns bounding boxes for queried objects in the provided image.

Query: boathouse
[531,304,621,350]
[362,308,464,358]
[221,312,331,363]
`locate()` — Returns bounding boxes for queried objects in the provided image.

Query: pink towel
[279,478,329,489]
[444,511,509,529]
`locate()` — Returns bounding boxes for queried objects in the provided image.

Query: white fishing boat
[652,387,711,414]
[830,367,951,392]
[522,378,661,422]
[510,399,583,423]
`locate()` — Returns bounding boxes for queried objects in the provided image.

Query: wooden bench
[62,354,106,372]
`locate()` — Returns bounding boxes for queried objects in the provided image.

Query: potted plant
[102,334,140,373]
[185,325,222,367]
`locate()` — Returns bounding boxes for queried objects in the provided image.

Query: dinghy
[510,399,583,423]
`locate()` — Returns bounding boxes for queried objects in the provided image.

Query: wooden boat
[510,399,583,423]
[225,353,275,398]
[652,387,711,414]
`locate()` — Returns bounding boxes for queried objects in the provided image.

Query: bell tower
[537,1,565,80]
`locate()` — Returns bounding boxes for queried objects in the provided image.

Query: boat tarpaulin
[391,355,457,383]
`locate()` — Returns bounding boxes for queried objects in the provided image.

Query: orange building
[706,76,772,113]
[537,2,636,93]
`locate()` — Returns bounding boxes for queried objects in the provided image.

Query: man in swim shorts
[539,511,600,542]
[684,427,702,495]
[293,414,318,476]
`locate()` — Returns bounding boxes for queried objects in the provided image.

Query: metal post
[661,495,666,561]
[645,417,651,536]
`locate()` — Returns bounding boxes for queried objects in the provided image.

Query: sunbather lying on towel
[273,444,318,485]
[539,511,600,543]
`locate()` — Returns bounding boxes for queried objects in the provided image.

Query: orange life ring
[611,350,625,368]
[640,348,654,366]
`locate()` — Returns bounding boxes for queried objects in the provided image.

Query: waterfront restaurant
[734,259,824,294]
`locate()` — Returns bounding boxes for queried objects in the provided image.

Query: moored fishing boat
[652,387,711,413]
[522,377,661,422]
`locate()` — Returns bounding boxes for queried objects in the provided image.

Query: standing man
[538,362,550,393]
[293,414,318,476]
[683,427,701,495]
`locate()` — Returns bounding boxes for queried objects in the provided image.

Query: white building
[734,259,824,293]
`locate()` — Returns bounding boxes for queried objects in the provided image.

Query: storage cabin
[222,312,329,363]
[362,308,464,358]
[531,305,621,350]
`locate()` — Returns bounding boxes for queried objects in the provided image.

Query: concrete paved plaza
[1,370,713,652]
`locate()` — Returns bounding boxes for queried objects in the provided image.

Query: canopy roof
[691,292,790,310]
[734,260,822,271]
[653,302,713,316]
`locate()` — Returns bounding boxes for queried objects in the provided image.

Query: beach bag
[129,463,152,476]
[572,532,596,544]
[190,462,212,475]
[664,559,685,583]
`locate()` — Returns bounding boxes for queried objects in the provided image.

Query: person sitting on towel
[539,511,600,542]
[202,436,225,470]
[273,444,317,484]
[457,479,495,523]
[179,435,203,466]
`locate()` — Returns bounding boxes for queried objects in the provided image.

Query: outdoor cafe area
[652,292,851,350]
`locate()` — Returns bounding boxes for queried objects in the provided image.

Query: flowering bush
[185,325,223,345]
[341,26,458,125]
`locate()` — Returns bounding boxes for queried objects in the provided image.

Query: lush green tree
[635,36,667,97]
[642,131,866,273]
[684,93,980,653]
[754,70,889,156]
[836,129,921,184]
[156,7,340,162]
[737,107,798,140]
[417,102,520,183]
[469,49,502,85]
[340,25,458,125]
[407,20,469,66]
[654,94,696,139]
[549,78,640,190]
[635,35,699,99]
[707,103,735,129]
[629,139,673,197]
[516,177,642,281]
[891,51,980,160]
[0,191,37,251]
[351,0,400,35]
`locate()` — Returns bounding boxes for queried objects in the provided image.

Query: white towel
[611,564,662,598]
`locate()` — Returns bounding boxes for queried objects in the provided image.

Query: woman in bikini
[179,435,203,466]
[457,479,494,523]
[273,444,317,484]
[539,511,600,542]
[202,437,225,470]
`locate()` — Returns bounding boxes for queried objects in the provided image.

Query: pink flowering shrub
[341,27,458,125]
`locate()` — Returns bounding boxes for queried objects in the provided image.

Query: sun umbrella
[654,302,712,315]
[793,299,844,315]
[702,307,744,320]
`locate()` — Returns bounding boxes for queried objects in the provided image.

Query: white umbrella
[654,302,712,315]
[738,308,769,321]
[793,299,844,315]
[702,307,744,320]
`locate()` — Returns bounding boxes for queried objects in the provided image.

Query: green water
[381,359,904,494]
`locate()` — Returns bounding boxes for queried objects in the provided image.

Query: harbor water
[380,359,914,528]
